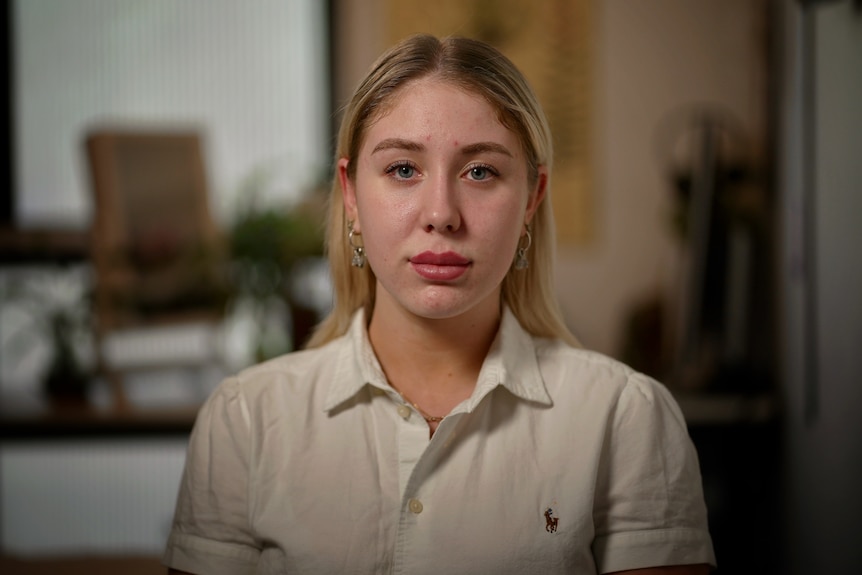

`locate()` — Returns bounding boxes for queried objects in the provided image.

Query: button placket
[392,415,466,574]
[395,393,431,501]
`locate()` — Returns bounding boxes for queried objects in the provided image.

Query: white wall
[14,0,329,229]
[779,1,862,572]
[556,0,767,356]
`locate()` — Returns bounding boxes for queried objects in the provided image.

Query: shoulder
[532,337,685,424]
[533,337,650,391]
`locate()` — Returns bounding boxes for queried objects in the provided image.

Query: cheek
[494,227,522,264]
[473,197,527,239]
[354,183,416,236]
[357,197,414,239]
[355,198,414,266]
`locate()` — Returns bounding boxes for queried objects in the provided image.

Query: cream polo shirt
[164,308,715,574]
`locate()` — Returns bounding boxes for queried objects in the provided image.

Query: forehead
[382,76,495,110]
[361,79,516,149]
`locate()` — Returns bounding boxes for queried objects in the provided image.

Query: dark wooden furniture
[85,130,227,409]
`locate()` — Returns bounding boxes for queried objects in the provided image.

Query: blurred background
[0,0,859,573]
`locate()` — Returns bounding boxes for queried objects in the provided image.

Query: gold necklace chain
[391,384,444,423]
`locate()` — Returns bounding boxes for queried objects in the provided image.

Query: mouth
[409,251,471,280]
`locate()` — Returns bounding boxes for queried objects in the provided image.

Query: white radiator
[0,438,188,556]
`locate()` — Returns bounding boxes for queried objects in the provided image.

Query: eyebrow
[371,138,514,158]
[371,138,425,154]
[460,142,514,158]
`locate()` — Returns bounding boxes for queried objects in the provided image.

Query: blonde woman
[165,35,715,574]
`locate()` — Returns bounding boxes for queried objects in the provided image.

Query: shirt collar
[324,306,552,412]
[474,306,553,407]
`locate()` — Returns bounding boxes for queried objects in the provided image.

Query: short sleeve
[592,373,716,573]
[163,378,260,574]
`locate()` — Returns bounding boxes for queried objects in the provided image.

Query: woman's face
[340,78,546,322]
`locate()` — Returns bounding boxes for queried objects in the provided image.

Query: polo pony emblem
[544,508,559,533]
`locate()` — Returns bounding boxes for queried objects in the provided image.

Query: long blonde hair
[306,34,578,348]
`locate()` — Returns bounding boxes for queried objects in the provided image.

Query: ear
[524,165,548,224]
[338,157,360,230]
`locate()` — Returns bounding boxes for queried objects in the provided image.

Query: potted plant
[1,267,93,408]
[226,169,327,362]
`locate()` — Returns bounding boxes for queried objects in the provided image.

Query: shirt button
[408,498,423,514]
[397,405,411,419]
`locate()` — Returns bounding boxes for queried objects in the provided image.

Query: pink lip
[410,251,470,265]
[409,251,471,280]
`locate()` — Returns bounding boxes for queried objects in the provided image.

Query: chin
[405,288,499,321]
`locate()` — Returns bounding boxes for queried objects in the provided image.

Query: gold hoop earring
[348,221,365,268]
[515,224,532,271]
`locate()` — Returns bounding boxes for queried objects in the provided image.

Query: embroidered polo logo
[544,508,559,533]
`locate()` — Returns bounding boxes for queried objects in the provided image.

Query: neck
[367,294,501,404]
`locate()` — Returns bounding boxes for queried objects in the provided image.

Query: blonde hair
[306,34,578,348]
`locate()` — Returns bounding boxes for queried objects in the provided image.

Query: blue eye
[470,167,489,180]
[386,162,417,180]
[466,164,497,181]
[397,165,415,178]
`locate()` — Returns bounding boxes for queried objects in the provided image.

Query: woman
[165,34,715,574]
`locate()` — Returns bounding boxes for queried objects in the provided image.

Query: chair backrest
[85,130,226,333]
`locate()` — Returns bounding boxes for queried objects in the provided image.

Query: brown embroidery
[544,508,559,533]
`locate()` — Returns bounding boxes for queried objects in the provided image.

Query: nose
[422,176,461,233]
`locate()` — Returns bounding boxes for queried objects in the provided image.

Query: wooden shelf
[0,226,89,264]
[0,554,164,575]
[0,403,198,439]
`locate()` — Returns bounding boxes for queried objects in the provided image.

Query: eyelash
[383,161,500,182]
[465,163,499,181]
[384,160,418,180]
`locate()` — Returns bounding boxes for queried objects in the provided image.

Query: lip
[410,251,470,265]
[409,251,471,280]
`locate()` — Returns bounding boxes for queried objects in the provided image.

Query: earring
[348,221,365,268]
[515,224,532,271]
